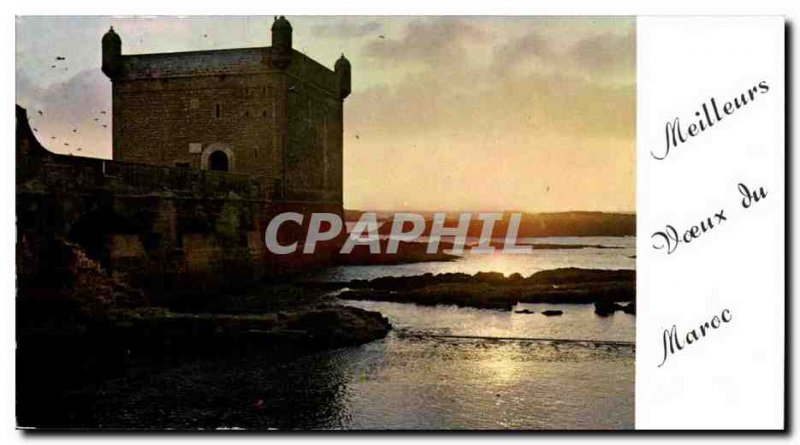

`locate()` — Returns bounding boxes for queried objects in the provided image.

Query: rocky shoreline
[16,238,392,428]
[17,236,632,428]
[325,268,635,312]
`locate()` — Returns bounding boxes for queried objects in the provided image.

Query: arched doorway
[200,144,236,172]
[208,150,229,172]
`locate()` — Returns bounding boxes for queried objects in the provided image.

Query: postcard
[14,15,785,431]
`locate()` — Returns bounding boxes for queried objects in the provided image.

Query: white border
[5,1,799,442]
[636,16,784,429]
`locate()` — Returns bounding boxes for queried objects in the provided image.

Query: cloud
[348,18,635,140]
[491,24,635,85]
[362,18,486,66]
[491,31,555,75]
[347,68,634,141]
[568,30,635,82]
[311,20,383,38]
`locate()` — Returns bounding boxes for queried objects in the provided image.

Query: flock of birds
[31,108,110,155]
[31,108,109,154]
[49,55,68,72]
[28,55,112,155]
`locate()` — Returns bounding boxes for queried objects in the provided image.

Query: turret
[101,26,122,79]
[271,16,292,69]
[335,54,351,100]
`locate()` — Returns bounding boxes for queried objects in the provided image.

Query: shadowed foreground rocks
[18,237,391,352]
[333,268,635,311]
[17,237,391,428]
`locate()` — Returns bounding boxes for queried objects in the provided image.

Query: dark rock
[594,301,624,316]
[514,309,534,314]
[622,301,636,315]
[525,268,635,285]
[284,305,391,348]
[18,237,147,317]
[507,273,524,281]
[541,310,563,316]
[338,268,635,309]
[473,271,506,283]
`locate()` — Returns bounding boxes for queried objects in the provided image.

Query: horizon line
[344,209,637,215]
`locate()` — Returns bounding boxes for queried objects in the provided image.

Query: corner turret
[335,54,351,99]
[271,16,293,69]
[102,26,122,79]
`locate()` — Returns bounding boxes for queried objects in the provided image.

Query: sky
[16,16,635,213]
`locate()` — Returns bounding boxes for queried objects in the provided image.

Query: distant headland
[346,210,636,238]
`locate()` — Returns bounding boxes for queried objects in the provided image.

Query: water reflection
[341,300,635,343]
[303,236,634,282]
[318,335,633,429]
[84,236,635,429]
[84,323,632,429]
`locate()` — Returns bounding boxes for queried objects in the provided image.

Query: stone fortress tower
[102,16,350,206]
